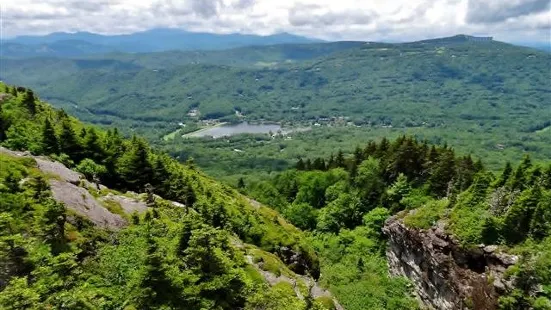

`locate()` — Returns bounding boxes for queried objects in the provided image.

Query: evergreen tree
[327,154,336,169]
[237,177,246,189]
[4,172,20,192]
[428,149,456,197]
[22,90,36,115]
[41,118,59,155]
[542,164,551,190]
[494,162,513,188]
[151,156,170,193]
[503,186,542,244]
[312,158,326,171]
[510,155,532,191]
[455,155,476,192]
[353,146,364,165]
[38,199,66,255]
[135,236,176,308]
[363,140,377,158]
[83,128,104,162]
[59,120,81,160]
[335,150,345,168]
[376,137,390,158]
[529,192,551,240]
[0,104,8,141]
[30,176,50,201]
[295,158,306,170]
[117,137,153,192]
[9,86,17,97]
[304,158,312,171]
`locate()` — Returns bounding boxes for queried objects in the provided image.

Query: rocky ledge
[383,216,518,310]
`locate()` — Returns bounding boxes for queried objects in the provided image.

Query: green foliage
[75,158,107,181]
[245,282,305,310]
[0,82,323,309]
[404,199,448,230]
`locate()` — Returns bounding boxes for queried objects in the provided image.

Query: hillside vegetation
[0,83,352,309]
[2,36,550,176]
[3,28,319,57]
[1,81,550,308]
[247,137,551,309]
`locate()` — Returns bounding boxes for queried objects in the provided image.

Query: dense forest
[246,137,551,309]
[1,83,549,309]
[0,83,345,309]
[3,36,549,178]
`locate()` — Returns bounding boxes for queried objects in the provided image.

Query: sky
[1,0,550,43]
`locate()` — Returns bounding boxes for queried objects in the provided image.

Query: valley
[2,35,550,182]
[1,28,550,310]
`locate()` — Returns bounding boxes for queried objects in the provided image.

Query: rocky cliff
[383,216,519,310]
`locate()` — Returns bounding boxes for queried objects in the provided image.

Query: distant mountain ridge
[2,28,322,57]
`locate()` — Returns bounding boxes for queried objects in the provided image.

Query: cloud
[288,4,376,27]
[189,0,221,18]
[466,0,550,23]
[1,0,549,43]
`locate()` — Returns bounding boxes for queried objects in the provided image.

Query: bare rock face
[50,180,127,229]
[382,216,518,310]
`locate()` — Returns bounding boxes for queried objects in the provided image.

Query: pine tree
[30,176,50,201]
[9,86,17,97]
[117,137,153,191]
[363,140,377,158]
[151,156,170,193]
[503,186,542,244]
[136,236,175,308]
[542,164,551,190]
[327,154,336,169]
[304,158,312,171]
[41,118,59,155]
[529,192,550,240]
[0,103,8,141]
[376,137,390,158]
[237,177,245,189]
[39,199,67,255]
[59,120,81,160]
[335,150,345,168]
[83,128,104,161]
[22,90,36,115]
[494,162,513,188]
[353,146,363,165]
[5,172,20,192]
[295,157,306,170]
[455,155,476,192]
[428,149,456,197]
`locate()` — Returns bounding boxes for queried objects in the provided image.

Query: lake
[185,122,282,138]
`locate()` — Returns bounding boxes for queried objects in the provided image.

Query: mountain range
[2,28,321,57]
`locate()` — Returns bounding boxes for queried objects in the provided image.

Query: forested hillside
[1,82,550,309]
[246,137,551,309]
[0,83,354,309]
[3,28,319,57]
[2,36,550,176]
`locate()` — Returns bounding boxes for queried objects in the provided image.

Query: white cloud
[1,0,549,42]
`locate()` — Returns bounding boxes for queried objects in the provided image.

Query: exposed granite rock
[50,180,126,229]
[100,193,148,214]
[383,216,518,310]
[35,158,82,184]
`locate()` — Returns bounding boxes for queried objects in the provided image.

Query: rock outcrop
[383,216,518,310]
[0,147,141,229]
